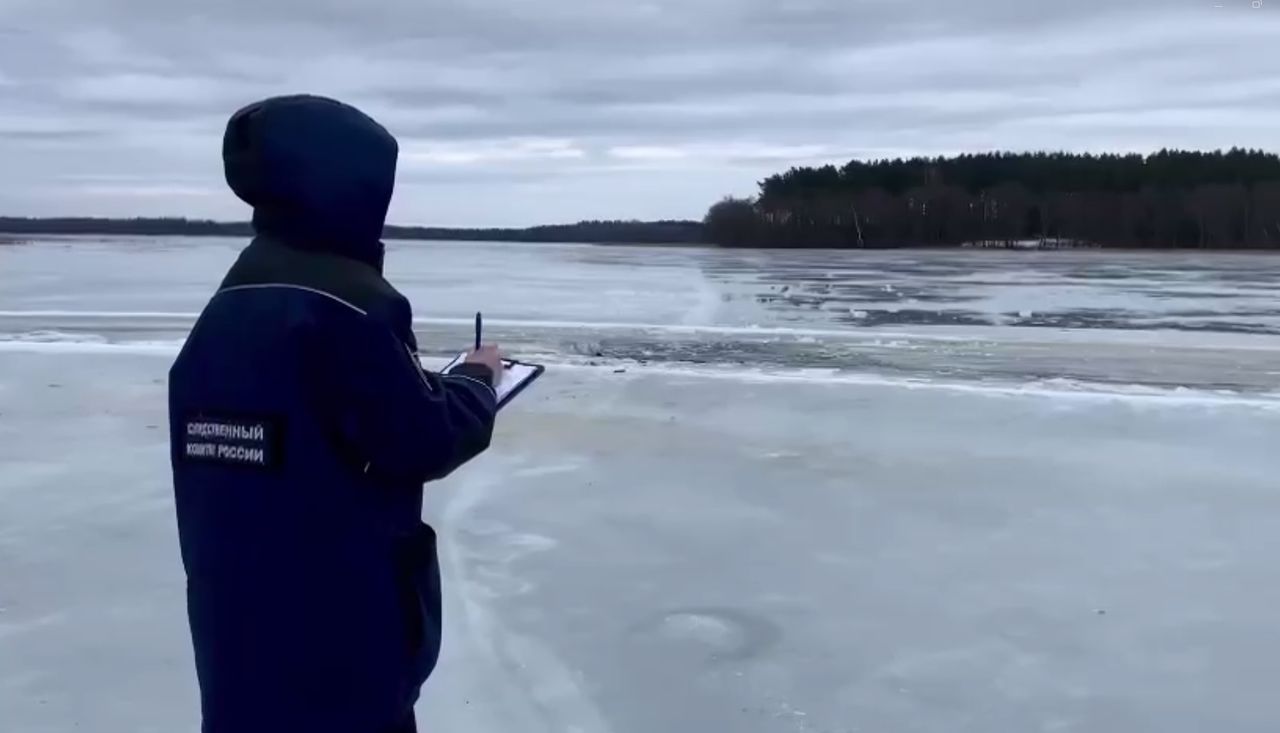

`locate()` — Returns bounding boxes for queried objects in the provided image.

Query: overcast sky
[0,0,1276,227]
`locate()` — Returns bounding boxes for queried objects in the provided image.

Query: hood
[223,95,398,270]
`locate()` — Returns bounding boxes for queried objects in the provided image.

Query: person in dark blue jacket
[168,95,502,733]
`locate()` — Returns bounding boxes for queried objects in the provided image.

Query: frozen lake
[3,237,1280,732]
[4,237,1280,391]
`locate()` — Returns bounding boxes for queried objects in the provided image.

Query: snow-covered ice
[3,237,1280,732]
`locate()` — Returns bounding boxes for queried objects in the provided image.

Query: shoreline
[5,231,1280,253]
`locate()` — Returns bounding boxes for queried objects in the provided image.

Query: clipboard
[443,353,545,410]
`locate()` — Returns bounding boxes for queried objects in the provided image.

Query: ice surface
[5,237,1280,392]
[3,238,1280,732]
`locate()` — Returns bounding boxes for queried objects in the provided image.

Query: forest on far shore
[7,150,1280,250]
[703,149,1280,249]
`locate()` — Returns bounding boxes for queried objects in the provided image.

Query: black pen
[474,312,482,351]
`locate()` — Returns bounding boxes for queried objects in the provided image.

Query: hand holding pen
[463,311,505,383]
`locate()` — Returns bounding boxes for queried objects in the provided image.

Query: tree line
[704,150,1280,249]
[0,217,705,245]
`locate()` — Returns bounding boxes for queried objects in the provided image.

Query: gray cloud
[0,0,1277,226]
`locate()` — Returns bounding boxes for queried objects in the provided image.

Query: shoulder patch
[181,413,283,469]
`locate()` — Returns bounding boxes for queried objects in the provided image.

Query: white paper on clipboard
[441,353,543,408]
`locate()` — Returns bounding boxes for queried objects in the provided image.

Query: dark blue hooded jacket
[169,95,497,733]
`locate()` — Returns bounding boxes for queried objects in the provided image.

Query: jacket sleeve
[324,321,498,485]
